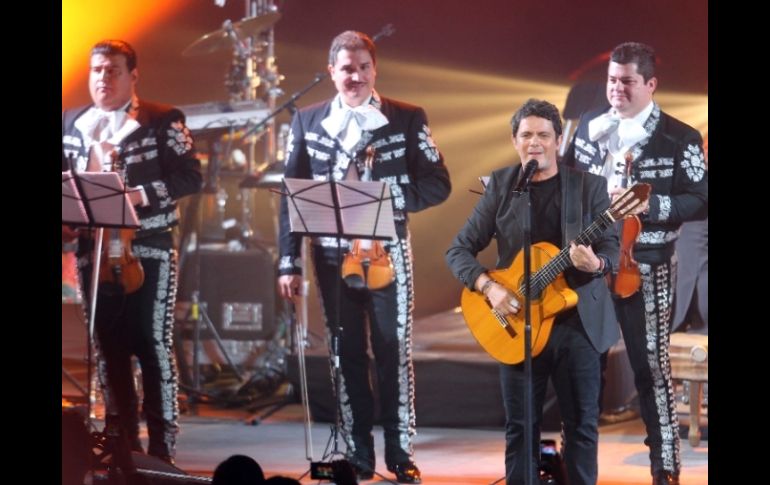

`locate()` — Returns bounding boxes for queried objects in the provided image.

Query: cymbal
[182,12,281,57]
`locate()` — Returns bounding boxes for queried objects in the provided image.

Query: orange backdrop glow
[62,0,186,107]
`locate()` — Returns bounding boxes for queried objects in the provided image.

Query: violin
[613,215,642,298]
[611,151,642,298]
[99,227,145,295]
[91,144,145,295]
[341,146,395,290]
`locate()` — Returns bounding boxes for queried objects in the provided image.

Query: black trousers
[500,313,601,485]
[614,257,680,476]
[311,237,417,469]
[78,235,179,458]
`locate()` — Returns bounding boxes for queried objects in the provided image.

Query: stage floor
[62,303,708,484]
[66,404,705,484]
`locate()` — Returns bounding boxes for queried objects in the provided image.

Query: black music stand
[62,169,141,474]
[283,176,397,481]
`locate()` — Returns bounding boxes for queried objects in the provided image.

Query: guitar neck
[520,210,616,296]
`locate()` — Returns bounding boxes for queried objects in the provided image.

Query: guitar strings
[518,212,615,298]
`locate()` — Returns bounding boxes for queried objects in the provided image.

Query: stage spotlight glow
[62,0,186,106]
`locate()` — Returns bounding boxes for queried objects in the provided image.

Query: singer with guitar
[62,40,202,464]
[446,99,620,485]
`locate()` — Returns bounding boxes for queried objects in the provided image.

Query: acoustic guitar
[460,183,650,364]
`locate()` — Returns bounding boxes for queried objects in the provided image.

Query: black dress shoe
[387,461,421,484]
[349,462,374,480]
[149,453,175,466]
[652,470,680,485]
[130,438,144,453]
[346,454,375,481]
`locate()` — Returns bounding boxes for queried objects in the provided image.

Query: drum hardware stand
[218,0,284,249]
[175,189,246,415]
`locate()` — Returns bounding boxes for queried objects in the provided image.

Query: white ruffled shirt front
[320,92,389,152]
[587,102,653,191]
[73,97,147,205]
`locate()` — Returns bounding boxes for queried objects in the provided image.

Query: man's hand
[477,275,520,316]
[486,282,521,316]
[126,186,145,207]
[569,242,603,273]
[277,274,302,300]
[62,225,79,243]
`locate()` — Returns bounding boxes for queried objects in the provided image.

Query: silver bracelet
[480,279,495,295]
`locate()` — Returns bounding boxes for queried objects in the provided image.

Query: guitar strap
[562,170,584,246]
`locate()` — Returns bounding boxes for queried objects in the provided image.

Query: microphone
[513,159,539,193]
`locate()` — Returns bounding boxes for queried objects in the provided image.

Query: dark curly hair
[328,30,376,66]
[510,98,563,137]
[91,39,137,71]
[610,42,656,82]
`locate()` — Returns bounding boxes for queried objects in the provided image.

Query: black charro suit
[278,93,451,471]
[563,103,707,479]
[63,99,201,460]
[446,164,619,485]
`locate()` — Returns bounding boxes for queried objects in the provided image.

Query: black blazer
[446,164,620,354]
[62,100,202,237]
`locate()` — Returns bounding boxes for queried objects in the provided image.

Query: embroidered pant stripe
[78,242,180,458]
[311,235,417,462]
[390,236,417,455]
[134,244,180,457]
[637,257,680,474]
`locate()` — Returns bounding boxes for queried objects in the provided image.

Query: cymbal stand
[175,189,246,415]
[221,0,284,248]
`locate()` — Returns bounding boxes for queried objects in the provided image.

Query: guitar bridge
[491,309,510,329]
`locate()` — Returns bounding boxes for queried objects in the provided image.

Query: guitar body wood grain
[460,242,578,364]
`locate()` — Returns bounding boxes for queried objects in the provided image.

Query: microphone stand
[513,178,535,485]
[240,72,325,141]
[326,157,347,461]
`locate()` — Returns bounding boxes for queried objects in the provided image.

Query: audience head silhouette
[212,455,265,485]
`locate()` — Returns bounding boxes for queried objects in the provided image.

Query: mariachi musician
[276,31,450,483]
[62,39,201,464]
[562,42,707,485]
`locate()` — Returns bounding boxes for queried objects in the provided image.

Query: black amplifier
[177,248,276,341]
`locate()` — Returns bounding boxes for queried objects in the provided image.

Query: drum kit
[183,1,283,103]
[176,0,289,396]
[179,3,334,467]
[180,0,286,247]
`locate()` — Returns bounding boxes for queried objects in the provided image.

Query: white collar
[74,97,140,146]
[320,91,389,141]
[588,101,654,151]
[625,101,654,127]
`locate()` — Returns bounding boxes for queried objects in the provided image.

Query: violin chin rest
[344,274,366,289]
[342,257,366,289]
